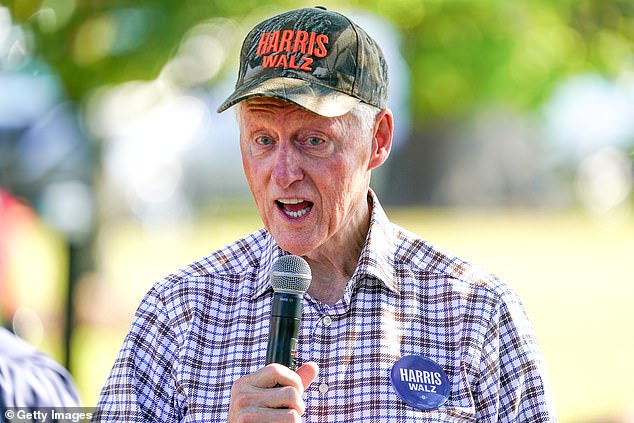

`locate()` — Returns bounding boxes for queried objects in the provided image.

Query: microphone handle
[265,315,300,368]
[266,292,303,369]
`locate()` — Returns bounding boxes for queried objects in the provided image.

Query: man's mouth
[276,198,313,219]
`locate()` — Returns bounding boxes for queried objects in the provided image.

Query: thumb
[296,362,319,391]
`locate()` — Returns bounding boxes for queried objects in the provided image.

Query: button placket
[300,300,332,420]
[313,306,335,400]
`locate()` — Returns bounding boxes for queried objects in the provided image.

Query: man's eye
[256,136,273,146]
[307,137,324,146]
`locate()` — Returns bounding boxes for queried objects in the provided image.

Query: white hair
[348,102,381,136]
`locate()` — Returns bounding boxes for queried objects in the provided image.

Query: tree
[4,0,632,124]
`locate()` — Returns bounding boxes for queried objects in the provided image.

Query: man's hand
[228,362,319,423]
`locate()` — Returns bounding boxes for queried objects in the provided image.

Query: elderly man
[94,7,556,422]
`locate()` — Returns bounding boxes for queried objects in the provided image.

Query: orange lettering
[280,30,294,52]
[307,31,316,56]
[288,55,300,69]
[293,30,309,54]
[300,56,313,71]
[265,30,280,54]
[314,34,328,58]
[276,54,288,68]
[256,32,269,56]
[262,54,277,68]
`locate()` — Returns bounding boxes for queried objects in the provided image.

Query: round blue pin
[390,355,450,410]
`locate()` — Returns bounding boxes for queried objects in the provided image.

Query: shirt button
[322,315,332,327]
[318,383,329,394]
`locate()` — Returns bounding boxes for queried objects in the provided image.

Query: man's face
[238,97,375,257]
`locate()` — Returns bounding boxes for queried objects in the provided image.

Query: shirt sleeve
[475,288,557,422]
[93,284,181,422]
[0,329,80,408]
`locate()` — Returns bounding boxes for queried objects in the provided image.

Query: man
[0,327,80,415]
[94,6,556,422]
[1,190,80,419]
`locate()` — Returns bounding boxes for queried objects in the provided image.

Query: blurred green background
[1,0,633,422]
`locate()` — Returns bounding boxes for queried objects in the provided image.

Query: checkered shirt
[0,328,80,408]
[94,192,556,422]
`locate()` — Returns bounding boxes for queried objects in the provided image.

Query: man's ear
[368,109,393,171]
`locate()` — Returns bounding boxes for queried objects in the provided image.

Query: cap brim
[217,77,361,117]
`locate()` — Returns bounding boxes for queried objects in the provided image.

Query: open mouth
[276,198,313,219]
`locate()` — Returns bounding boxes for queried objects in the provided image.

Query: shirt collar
[350,189,398,293]
[251,189,398,300]
[251,235,286,300]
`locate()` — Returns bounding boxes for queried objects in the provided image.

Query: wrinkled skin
[229,97,393,422]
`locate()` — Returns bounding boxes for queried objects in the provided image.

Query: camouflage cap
[217,6,388,117]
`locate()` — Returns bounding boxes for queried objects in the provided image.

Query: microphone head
[270,255,312,294]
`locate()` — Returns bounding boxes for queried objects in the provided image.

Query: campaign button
[390,355,450,410]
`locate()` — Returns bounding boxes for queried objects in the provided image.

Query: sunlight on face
[238,98,376,257]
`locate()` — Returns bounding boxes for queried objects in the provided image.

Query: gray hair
[348,102,381,136]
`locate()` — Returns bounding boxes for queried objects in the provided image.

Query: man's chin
[272,233,317,257]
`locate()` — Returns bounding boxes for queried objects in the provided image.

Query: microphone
[266,255,312,369]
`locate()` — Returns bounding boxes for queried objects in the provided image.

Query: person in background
[0,327,80,415]
[0,189,80,419]
[94,6,556,422]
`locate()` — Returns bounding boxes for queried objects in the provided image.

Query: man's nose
[271,142,304,187]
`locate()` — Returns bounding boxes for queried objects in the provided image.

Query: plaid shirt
[94,192,556,422]
[0,328,80,410]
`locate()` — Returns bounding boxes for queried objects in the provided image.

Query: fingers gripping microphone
[266,255,312,369]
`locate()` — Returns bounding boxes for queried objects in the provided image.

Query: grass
[72,205,634,422]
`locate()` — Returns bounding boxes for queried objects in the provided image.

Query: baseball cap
[217,6,388,117]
